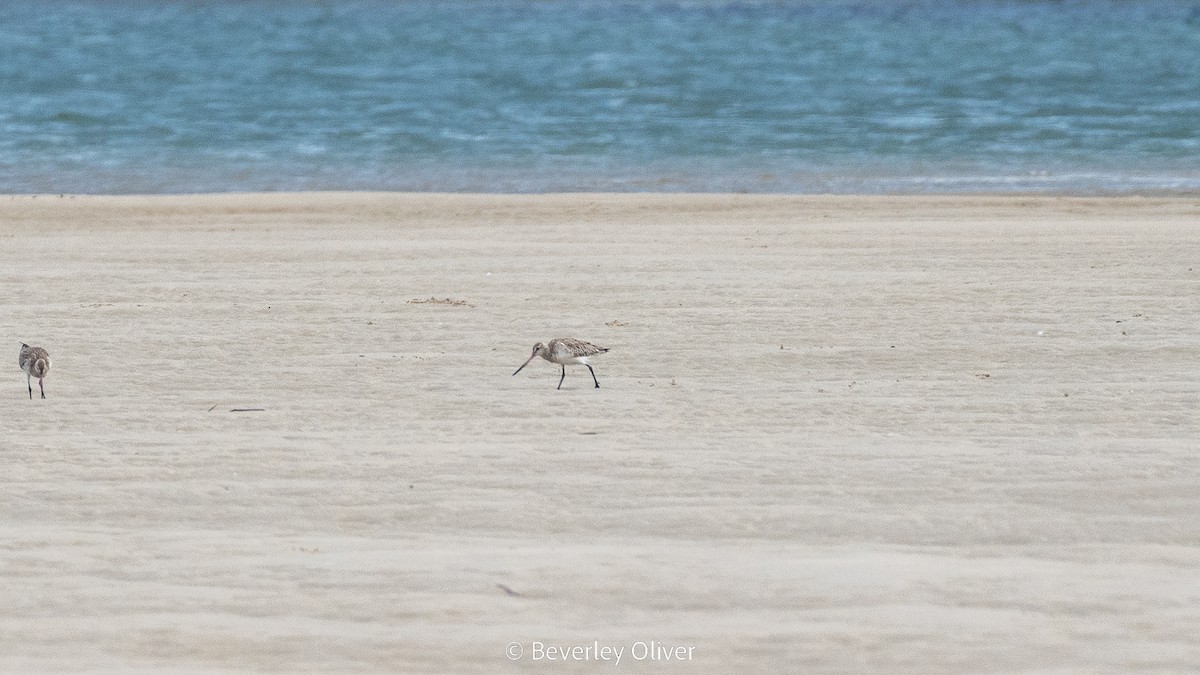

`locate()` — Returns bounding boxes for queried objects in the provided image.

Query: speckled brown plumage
[19,343,51,400]
[513,337,609,390]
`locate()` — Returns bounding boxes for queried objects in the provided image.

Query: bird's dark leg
[27,374,33,400]
[39,378,45,399]
[587,365,600,388]
[558,365,566,390]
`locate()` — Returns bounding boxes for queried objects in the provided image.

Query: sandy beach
[1,193,1197,672]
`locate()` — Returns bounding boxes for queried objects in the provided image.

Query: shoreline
[5,190,1198,218]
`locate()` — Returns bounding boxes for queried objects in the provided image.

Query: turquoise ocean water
[2,1,1199,194]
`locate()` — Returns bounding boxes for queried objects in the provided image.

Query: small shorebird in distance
[513,338,608,390]
[19,343,51,400]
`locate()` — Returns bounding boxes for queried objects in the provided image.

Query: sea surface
[2,0,1199,194]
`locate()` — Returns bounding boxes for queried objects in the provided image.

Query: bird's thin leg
[558,365,566,390]
[39,377,45,399]
[27,374,32,400]
[587,365,600,388]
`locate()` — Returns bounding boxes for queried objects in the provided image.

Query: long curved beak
[512,353,537,376]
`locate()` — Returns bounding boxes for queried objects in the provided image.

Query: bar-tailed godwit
[512,338,608,390]
[19,343,51,400]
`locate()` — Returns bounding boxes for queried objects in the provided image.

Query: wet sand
[1,193,1198,672]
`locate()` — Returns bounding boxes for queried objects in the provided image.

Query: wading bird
[19,343,51,400]
[513,338,608,390]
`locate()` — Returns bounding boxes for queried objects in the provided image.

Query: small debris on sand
[407,297,474,307]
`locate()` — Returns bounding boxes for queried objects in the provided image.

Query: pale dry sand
[1,193,1198,673]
